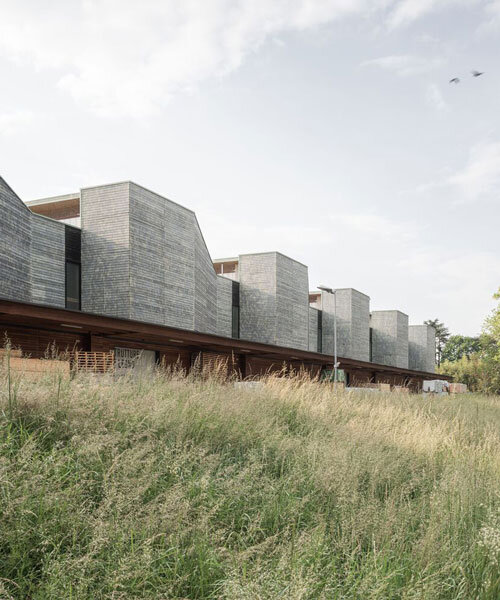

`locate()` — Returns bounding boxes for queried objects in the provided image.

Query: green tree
[480,288,500,394]
[438,354,485,392]
[424,318,450,366]
[441,335,481,363]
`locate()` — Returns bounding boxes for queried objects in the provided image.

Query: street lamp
[318,285,339,389]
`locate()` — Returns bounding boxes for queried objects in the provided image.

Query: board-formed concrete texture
[318,288,370,361]
[31,215,66,307]
[81,181,219,334]
[216,275,233,338]
[0,178,32,302]
[0,174,440,377]
[0,177,66,308]
[308,307,319,353]
[409,324,435,373]
[370,310,409,368]
[81,182,131,319]
[239,252,309,350]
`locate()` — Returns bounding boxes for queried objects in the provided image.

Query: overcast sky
[1,0,499,336]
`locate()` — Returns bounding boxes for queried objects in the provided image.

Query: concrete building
[0,175,441,388]
[308,288,370,361]
[409,324,435,373]
[0,178,73,309]
[216,252,309,351]
[370,310,409,369]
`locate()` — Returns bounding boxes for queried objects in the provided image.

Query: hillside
[1,372,500,599]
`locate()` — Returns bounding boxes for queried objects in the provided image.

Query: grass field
[1,370,500,599]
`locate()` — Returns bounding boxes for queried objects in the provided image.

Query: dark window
[317,310,323,353]
[232,306,240,339]
[65,261,81,310]
[369,327,373,362]
[65,226,81,263]
[231,281,240,338]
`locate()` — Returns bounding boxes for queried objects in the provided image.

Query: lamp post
[318,285,339,390]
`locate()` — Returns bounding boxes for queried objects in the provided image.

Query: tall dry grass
[0,366,499,599]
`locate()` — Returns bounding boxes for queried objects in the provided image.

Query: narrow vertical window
[65,261,81,310]
[231,281,240,339]
[317,310,323,353]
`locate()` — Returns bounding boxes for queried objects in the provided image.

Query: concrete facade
[0,178,32,303]
[216,275,233,338]
[81,182,131,319]
[31,216,66,307]
[315,288,370,361]
[81,182,219,334]
[0,177,66,308]
[409,324,435,373]
[239,252,309,350]
[0,175,441,377]
[308,307,319,353]
[370,310,409,368]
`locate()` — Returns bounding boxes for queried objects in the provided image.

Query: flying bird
[471,70,484,77]
[449,77,460,84]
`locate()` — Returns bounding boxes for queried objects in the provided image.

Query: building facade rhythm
[0,176,436,380]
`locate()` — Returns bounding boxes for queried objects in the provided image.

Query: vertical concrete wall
[30,216,66,307]
[129,183,167,325]
[0,178,32,302]
[81,182,131,319]
[320,290,335,356]
[239,253,277,345]
[308,307,319,353]
[239,252,309,350]
[370,310,409,368]
[319,288,370,361]
[193,218,217,334]
[276,253,309,350]
[82,182,218,334]
[216,275,233,338]
[129,183,217,333]
[0,177,66,308]
[409,325,435,373]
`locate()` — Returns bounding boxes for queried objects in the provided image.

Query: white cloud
[414,140,500,203]
[387,0,481,29]
[0,110,34,135]
[361,54,444,76]
[0,0,378,118]
[425,83,448,111]
[0,0,491,118]
[481,0,500,29]
[447,141,500,203]
[398,249,500,334]
[331,212,416,241]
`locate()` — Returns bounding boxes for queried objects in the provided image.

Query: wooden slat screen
[73,351,114,373]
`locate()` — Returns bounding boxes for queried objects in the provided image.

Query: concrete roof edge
[239,251,308,268]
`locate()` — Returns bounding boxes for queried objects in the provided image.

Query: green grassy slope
[1,372,499,599]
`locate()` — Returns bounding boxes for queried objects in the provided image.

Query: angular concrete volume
[370,310,409,368]
[81,181,222,334]
[409,324,435,373]
[319,288,370,361]
[239,252,309,350]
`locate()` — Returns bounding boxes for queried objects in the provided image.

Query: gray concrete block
[0,178,31,302]
[81,182,131,319]
[318,288,370,361]
[409,324,435,373]
[31,215,66,307]
[239,252,309,350]
[81,181,219,334]
[370,310,409,368]
[216,275,233,337]
[308,307,319,353]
